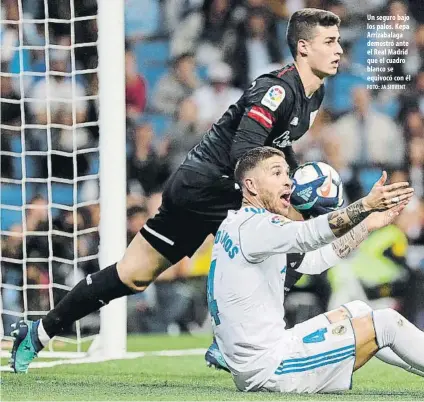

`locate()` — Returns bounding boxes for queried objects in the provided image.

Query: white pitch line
[0,348,206,372]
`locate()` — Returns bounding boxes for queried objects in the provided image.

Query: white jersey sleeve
[239,213,336,262]
[295,244,342,275]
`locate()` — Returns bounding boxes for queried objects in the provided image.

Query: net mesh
[1,0,100,353]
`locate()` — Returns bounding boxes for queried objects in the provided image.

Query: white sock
[376,347,424,377]
[343,300,424,377]
[373,308,424,374]
[37,319,51,347]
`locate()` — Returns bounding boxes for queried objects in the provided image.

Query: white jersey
[209,207,342,391]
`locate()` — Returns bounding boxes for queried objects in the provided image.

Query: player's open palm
[365,200,410,232]
[363,171,414,211]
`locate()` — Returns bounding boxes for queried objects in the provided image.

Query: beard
[261,189,284,216]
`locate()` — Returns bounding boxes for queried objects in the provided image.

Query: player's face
[304,25,343,78]
[257,156,293,216]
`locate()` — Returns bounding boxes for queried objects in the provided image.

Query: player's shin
[372,308,424,375]
[40,263,133,343]
[342,300,424,377]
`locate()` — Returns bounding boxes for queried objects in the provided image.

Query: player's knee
[372,308,405,348]
[117,233,171,292]
[343,300,373,318]
[326,306,351,323]
[117,257,166,292]
[327,300,373,323]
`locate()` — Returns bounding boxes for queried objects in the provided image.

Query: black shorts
[140,166,242,264]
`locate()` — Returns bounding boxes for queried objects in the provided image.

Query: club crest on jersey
[261,85,285,111]
[269,215,287,226]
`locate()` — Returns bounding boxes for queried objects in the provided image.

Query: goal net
[1,0,127,361]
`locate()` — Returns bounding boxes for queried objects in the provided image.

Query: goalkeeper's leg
[10,232,172,373]
[326,300,424,377]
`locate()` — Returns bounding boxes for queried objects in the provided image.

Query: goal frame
[94,0,127,359]
[0,0,127,361]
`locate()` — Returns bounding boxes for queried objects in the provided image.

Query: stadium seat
[323,73,367,116]
[0,209,22,231]
[143,114,173,138]
[135,40,169,64]
[87,154,100,175]
[11,156,38,180]
[358,168,382,194]
[196,65,208,81]
[1,183,23,206]
[141,64,168,93]
[11,156,22,179]
[1,183,37,205]
[51,182,75,206]
[10,136,22,153]
[351,37,369,67]
[125,0,161,39]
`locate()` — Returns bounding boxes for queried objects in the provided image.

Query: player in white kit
[208,147,424,393]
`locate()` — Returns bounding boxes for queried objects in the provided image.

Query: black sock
[42,263,133,338]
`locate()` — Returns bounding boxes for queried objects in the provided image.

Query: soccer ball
[290,162,344,218]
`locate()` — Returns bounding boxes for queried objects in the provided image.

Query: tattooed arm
[294,206,404,276]
[331,200,410,258]
[327,199,371,238]
[287,190,412,275]
[327,171,414,238]
[288,220,369,276]
[331,221,368,258]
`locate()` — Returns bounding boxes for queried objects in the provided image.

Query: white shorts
[262,314,356,393]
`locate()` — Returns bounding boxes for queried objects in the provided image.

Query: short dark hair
[287,8,341,59]
[234,147,285,186]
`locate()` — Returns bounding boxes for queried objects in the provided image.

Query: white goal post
[97,0,127,359]
[1,0,127,360]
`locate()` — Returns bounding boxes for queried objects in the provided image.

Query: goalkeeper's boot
[205,340,230,372]
[10,320,43,373]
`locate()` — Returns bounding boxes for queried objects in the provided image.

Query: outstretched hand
[363,171,414,212]
[365,199,409,232]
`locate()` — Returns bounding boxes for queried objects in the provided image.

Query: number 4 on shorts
[303,328,328,344]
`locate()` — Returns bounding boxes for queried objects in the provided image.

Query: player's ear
[244,178,258,196]
[297,39,308,57]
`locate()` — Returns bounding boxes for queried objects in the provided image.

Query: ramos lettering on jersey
[214,230,239,259]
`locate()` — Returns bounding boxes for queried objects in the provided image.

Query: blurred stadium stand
[1,0,423,335]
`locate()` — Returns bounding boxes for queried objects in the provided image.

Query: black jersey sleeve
[230,78,295,166]
[282,146,299,171]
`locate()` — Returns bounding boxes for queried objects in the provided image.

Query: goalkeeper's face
[302,25,343,78]
[250,156,293,216]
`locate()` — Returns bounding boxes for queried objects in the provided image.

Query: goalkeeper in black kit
[11,8,344,373]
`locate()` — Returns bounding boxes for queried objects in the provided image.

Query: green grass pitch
[1,334,423,401]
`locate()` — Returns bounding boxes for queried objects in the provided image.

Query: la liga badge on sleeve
[261,85,285,111]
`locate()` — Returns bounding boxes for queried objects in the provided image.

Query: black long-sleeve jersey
[183,63,325,175]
